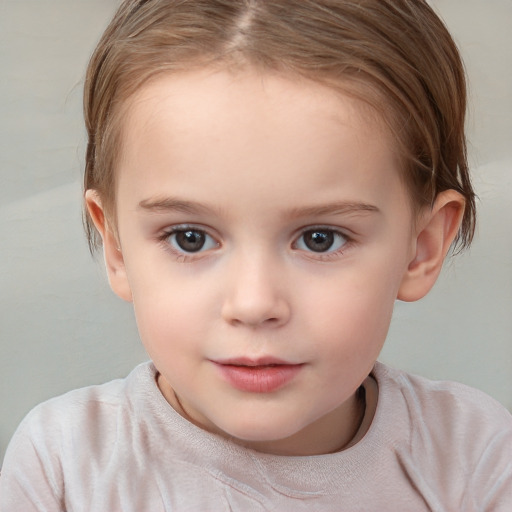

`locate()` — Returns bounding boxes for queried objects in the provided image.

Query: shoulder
[17,361,155,434]
[374,361,512,432]
[373,362,512,508]
[0,362,161,509]
[1,362,156,481]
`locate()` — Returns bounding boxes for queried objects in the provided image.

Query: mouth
[212,357,303,393]
[215,356,295,367]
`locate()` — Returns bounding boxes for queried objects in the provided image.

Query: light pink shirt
[1,362,511,511]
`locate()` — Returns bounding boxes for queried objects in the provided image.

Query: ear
[85,190,133,302]
[398,190,465,302]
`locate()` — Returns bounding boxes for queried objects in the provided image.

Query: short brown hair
[84,0,476,252]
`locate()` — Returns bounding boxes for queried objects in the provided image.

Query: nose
[221,253,291,328]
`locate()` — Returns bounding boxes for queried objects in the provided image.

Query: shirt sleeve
[0,407,65,512]
[466,424,512,512]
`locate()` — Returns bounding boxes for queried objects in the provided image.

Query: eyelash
[157,225,352,262]
[157,225,218,262]
[293,226,351,261]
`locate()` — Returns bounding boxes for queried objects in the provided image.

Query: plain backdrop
[1,0,511,463]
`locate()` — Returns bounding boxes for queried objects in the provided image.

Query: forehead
[116,68,406,214]
[122,67,387,140]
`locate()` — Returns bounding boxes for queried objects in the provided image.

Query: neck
[157,372,378,457]
[239,380,373,456]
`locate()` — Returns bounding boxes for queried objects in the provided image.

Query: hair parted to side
[84,0,476,253]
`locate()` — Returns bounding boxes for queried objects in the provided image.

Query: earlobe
[398,190,465,302]
[85,190,133,302]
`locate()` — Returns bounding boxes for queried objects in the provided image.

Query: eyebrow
[138,196,380,219]
[138,197,219,216]
[285,202,381,219]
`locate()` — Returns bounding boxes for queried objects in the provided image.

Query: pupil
[176,230,205,252]
[304,230,334,252]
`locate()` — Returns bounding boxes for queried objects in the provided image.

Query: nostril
[222,300,291,328]
[229,315,279,328]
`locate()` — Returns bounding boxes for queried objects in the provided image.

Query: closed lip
[212,356,300,367]
[211,357,304,393]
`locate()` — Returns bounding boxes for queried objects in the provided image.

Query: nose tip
[222,293,290,328]
[221,266,291,328]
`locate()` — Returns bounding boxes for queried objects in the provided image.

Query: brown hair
[84,0,476,252]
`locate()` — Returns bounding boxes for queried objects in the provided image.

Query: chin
[218,415,304,445]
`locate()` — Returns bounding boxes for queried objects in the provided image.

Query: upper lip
[212,357,299,367]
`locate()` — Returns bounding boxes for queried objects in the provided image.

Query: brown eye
[166,228,217,253]
[303,230,334,252]
[175,230,206,252]
[296,229,347,253]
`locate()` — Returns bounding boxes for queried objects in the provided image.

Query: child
[1,0,511,510]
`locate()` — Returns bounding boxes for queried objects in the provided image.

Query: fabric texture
[1,361,511,511]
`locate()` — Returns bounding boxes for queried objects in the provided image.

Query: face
[106,69,419,455]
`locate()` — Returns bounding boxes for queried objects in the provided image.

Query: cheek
[303,284,395,400]
[301,256,406,356]
[309,288,394,351]
[128,267,214,355]
[132,294,211,391]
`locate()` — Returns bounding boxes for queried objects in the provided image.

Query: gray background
[1,0,511,463]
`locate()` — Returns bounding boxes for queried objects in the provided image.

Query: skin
[87,68,464,456]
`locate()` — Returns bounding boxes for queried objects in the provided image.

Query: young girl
[2,0,511,510]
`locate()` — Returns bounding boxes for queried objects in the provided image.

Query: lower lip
[214,363,303,393]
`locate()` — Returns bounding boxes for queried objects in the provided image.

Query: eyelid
[292,225,351,258]
[294,225,351,241]
[158,224,220,258]
[158,223,218,239]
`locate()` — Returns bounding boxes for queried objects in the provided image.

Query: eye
[295,228,347,253]
[166,227,218,253]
